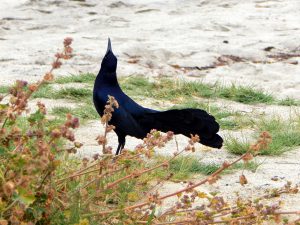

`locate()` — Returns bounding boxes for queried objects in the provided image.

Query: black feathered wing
[138,108,223,148]
[110,105,148,139]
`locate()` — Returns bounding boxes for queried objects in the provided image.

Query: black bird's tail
[141,109,223,148]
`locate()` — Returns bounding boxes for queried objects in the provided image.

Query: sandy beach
[1,0,300,214]
[0,0,300,98]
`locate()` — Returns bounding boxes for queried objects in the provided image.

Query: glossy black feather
[93,39,223,154]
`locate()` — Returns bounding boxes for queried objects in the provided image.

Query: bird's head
[101,38,117,73]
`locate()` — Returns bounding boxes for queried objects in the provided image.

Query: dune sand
[1,0,300,212]
[1,0,300,98]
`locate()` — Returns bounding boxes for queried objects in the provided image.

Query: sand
[1,0,300,98]
[1,0,300,214]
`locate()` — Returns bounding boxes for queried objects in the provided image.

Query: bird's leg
[116,135,125,155]
[115,143,122,155]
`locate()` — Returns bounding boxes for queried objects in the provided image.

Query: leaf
[127,192,139,202]
[198,192,208,198]
[0,104,8,110]
[17,188,36,206]
[147,209,155,225]
[64,210,71,219]
[0,146,7,155]
[28,110,45,123]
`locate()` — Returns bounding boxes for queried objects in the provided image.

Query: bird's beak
[106,38,112,55]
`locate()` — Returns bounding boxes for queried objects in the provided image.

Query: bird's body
[93,39,223,154]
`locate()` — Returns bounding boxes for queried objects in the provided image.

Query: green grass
[154,156,259,181]
[169,157,219,179]
[55,74,298,106]
[31,84,55,98]
[51,106,72,117]
[257,118,300,155]
[0,85,9,94]
[120,77,214,101]
[217,85,274,104]
[120,76,275,105]
[278,97,300,106]
[32,75,250,130]
[72,104,99,121]
[225,117,300,155]
[32,85,92,102]
[225,137,251,155]
[4,74,300,108]
[55,73,96,84]
[229,161,259,173]
[51,104,99,123]
[54,88,91,101]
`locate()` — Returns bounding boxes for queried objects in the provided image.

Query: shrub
[0,38,299,225]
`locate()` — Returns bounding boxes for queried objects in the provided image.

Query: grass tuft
[54,88,92,101]
[120,76,275,104]
[225,117,300,155]
[257,118,300,155]
[217,85,274,104]
[154,156,259,181]
[51,104,99,123]
[278,97,300,106]
[225,137,250,155]
[51,106,72,117]
[55,73,96,84]
[0,85,10,94]
[169,156,219,179]
[31,84,55,98]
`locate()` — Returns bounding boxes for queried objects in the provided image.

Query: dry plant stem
[7,42,70,116]
[137,220,194,225]
[150,210,300,225]
[12,141,23,153]
[37,170,52,191]
[274,210,300,215]
[1,199,19,217]
[1,118,8,129]
[153,153,243,202]
[57,153,115,182]
[56,165,121,184]
[59,158,106,179]
[78,166,126,192]
[174,135,179,152]
[106,148,186,189]
[142,177,169,201]
[85,151,247,217]
[102,122,108,152]
[106,162,168,189]
[113,152,143,161]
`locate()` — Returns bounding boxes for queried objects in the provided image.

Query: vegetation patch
[225,117,300,155]
[154,155,259,181]
[1,39,299,225]
[51,104,99,122]
[225,136,251,155]
[0,85,9,94]
[54,87,91,101]
[55,73,96,84]
[278,97,300,106]
[120,76,281,105]
[217,84,274,104]
[257,117,300,155]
